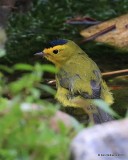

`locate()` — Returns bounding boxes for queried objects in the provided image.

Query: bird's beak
[34,51,44,57]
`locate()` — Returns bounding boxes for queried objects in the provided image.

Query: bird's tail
[92,107,114,124]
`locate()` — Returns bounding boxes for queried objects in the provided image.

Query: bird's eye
[53,49,58,54]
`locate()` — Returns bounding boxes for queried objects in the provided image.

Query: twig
[80,24,116,43]
[47,69,128,85]
[102,69,128,76]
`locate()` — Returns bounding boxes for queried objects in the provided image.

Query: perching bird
[35,39,114,124]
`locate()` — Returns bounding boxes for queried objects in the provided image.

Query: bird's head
[35,39,82,67]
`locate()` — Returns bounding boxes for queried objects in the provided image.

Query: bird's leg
[88,114,95,125]
[69,97,95,119]
[69,96,113,124]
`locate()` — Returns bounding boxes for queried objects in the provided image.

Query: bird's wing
[56,68,114,124]
[56,68,102,99]
[56,69,72,90]
[80,69,114,123]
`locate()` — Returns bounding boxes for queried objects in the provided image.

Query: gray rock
[71,119,128,160]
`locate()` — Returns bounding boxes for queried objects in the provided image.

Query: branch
[102,69,128,76]
[80,24,116,43]
[47,69,128,86]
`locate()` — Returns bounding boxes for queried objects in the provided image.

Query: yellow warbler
[35,39,114,124]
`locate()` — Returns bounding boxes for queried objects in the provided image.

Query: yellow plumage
[38,39,114,124]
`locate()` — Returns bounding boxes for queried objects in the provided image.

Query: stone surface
[50,110,82,132]
[80,14,128,50]
[71,119,128,160]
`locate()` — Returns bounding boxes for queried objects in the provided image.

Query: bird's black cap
[45,39,68,48]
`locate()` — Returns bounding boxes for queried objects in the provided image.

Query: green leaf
[0,98,9,111]
[0,65,13,73]
[40,84,56,95]
[0,49,6,57]
[31,88,41,99]
[93,99,120,118]
[41,64,58,73]
[13,63,33,71]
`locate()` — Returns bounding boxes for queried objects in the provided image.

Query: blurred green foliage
[0,63,81,160]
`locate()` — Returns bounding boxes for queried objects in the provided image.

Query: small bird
[35,39,114,124]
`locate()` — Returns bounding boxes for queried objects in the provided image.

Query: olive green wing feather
[56,68,114,124]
